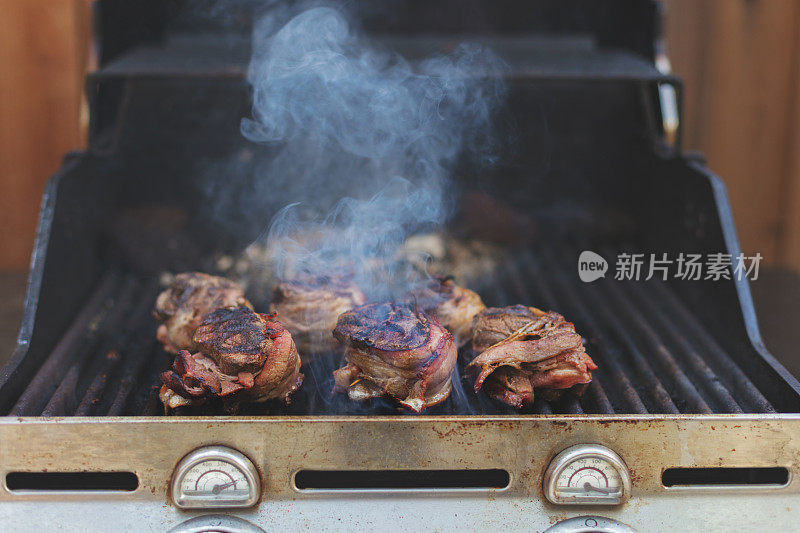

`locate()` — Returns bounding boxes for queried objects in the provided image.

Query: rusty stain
[432,426,462,439]
[2,416,800,510]
[598,419,646,427]
[628,468,644,485]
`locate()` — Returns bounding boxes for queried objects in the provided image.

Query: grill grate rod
[107,339,161,416]
[588,246,743,414]
[515,251,649,414]
[616,279,743,413]
[137,350,170,416]
[532,400,553,414]
[582,277,685,412]
[538,248,692,413]
[577,263,712,412]
[558,245,714,412]
[597,271,725,413]
[645,281,775,413]
[504,256,617,414]
[9,273,120,416]
[40,279,140,416]
[542,249,681,413]
[73,350,120,415]
[39,365,82,418]
[75,279,160,415]
[555,396,584,414]
[582,380,614,414]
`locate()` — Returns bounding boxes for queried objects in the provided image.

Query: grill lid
[95,0,660,71]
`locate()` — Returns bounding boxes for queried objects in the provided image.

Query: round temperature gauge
[171,446,260,509]
[543,444,631,506]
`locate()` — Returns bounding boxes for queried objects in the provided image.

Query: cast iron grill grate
[6,245,775,416]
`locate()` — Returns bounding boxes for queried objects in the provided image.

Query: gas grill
[2,1,799,531]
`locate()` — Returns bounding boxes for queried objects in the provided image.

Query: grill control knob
[543,444,631,506]
[544,516,638,533]
[167,515,265,533]
[171,446,261,509]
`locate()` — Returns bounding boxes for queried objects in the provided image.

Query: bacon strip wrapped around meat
[332,302,457,413]
[405,276,485,347]
[159,306,303,411]
[466,305,596,408]
[154,272,252,353]
[270,273,367,354]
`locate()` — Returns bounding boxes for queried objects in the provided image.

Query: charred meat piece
[154,272,252,353]
[159,306,303,412]
[159,351,249,410]
[332,302,457,413]
[270,274,367,354]
[405,276,485,347]
[467,305,596,409]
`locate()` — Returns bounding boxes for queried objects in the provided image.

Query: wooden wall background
[665,0,800,269]
[0,0,91,270]
[0,1,799,272]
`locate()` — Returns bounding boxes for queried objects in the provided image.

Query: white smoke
[241,5,506,299]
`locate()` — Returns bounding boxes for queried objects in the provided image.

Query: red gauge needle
[212,481,237,494]
[583,482,612,494]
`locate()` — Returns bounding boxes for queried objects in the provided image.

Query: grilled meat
[159,306,303,411]
[332,302,457,413]
[154,272,251,353]
[214,227,342,303]
[467,305,596,408]
[405,276,485,347]
[397,233,508,287]
[270,274,367,354]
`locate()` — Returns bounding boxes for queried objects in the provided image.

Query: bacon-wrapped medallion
[159,306,303,411]
[270,274,367,354]
[332,302,457,413]
[405,276,485,347]
[154,272,252,353]
[466,305,596,408]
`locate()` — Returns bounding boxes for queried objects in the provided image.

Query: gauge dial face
[180,459,250,498]
[172,447,260,509]
[544,445,630,505]
[555,457,623,499]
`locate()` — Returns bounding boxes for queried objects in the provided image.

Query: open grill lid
[97,0,660,68]
[88,0,674,163]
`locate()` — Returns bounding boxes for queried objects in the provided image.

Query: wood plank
[664,0,712,151]
[0,0,88,270]
[779,10,800,270]
[666,0,800,268]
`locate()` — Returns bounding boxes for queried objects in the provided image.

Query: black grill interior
[3,3,799,416]
[6,243,777,416]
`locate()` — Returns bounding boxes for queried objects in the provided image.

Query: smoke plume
[241,4,505,298]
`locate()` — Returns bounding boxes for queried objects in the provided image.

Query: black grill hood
[97,0,659,68]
